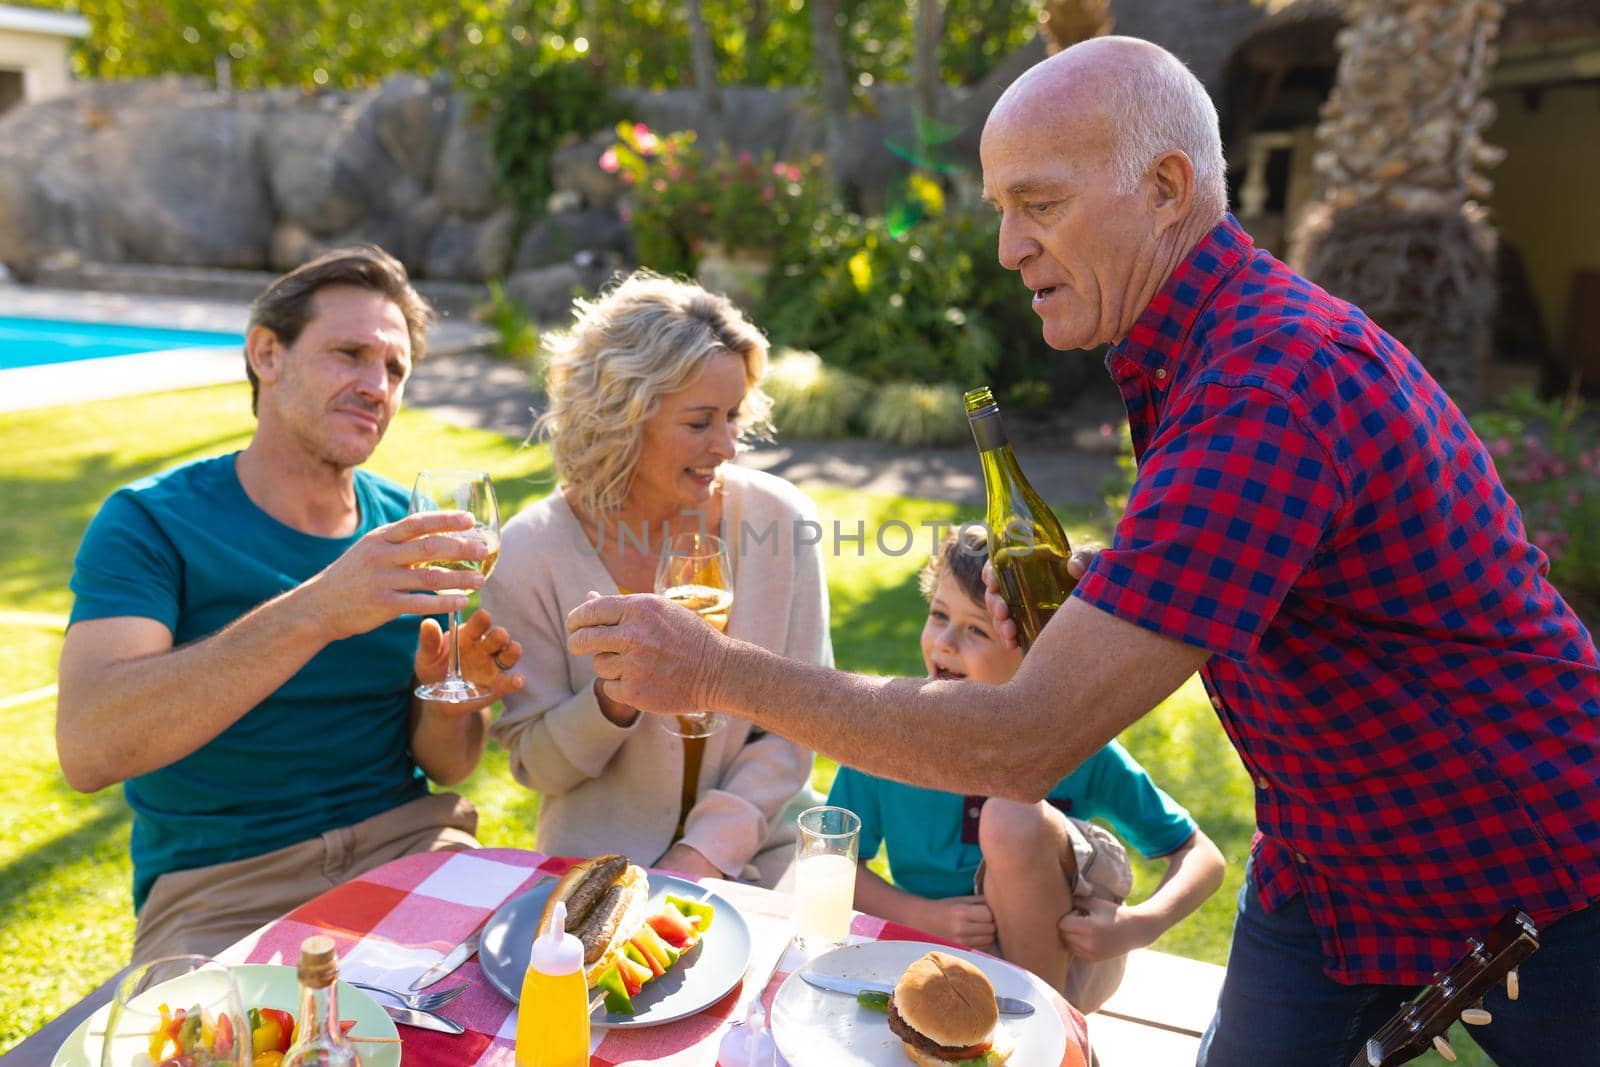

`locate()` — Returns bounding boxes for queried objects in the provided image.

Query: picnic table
[4,848,1223,1067]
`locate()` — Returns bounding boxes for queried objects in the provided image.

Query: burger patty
[887,997,987,1060]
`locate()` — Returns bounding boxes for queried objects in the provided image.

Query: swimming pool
[0,316,245,371]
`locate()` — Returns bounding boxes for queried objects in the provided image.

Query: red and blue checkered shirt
[1074,215,1600,985]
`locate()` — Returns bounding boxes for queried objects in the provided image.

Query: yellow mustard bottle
[514,899,591,1067]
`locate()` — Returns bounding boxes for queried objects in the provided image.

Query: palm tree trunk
[685,0,724,150]
[1291,0,1508,410]
[809,0,852,191]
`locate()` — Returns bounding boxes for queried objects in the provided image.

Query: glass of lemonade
[654,530,734,738]
[793,805,861,955]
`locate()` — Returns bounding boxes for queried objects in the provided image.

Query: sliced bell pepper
[664,894,714,941]
[624,941,663,979]
[253,1051,285,1067]
[593,964,634,1015]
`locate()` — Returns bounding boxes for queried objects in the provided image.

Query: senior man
[57,246,524,963]
[567,37,1600,1065]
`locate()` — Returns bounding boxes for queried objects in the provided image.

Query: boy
[826,526,1225,1011]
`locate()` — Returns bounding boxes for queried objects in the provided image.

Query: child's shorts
[973,811,1135,1013]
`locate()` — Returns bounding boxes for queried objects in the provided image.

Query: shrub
[478,280,542,378]
[1470,388,1600,607]
[863,382,969,447]
[761,204,1055,394]
[602,123,826,277]
[763,348,866,440]
[479,57,626,229]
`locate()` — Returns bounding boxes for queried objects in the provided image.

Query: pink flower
[760,186,776,202]
[772,162,788,177]
[786,164,802,181]
[598,147,619,173]
[738,151,752,164]
[1487,437,1512,458]
[651,178,667,192]
[665,164,682,180]
[633,123,659,153]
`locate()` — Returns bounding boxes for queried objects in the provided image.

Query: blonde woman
[484,272,830,886]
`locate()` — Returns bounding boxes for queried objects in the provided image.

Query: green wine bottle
[964,386,1077,650]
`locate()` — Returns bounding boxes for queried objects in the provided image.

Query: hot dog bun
[538,854,652,985]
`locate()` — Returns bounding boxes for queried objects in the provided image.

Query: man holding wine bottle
[56,246,525,964]
[568,35,1600,1066]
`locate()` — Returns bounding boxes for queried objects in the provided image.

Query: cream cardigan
[483,464,832,880]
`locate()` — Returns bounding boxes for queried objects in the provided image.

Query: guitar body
[1351,910,1539,1067]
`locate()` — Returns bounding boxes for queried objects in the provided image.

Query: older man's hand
[982,544,1102,649]
[566,593,724,714]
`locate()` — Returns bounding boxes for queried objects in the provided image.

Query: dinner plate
[770,941,1067,1067]
[53,963,400,1067]
[479,872,752,1028]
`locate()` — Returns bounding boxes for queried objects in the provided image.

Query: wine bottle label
[967,409,1008,451]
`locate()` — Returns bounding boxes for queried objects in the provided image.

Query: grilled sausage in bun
[888,951,1013,1066]
[538,854,652,979]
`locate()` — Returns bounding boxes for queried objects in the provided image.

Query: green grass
[0,382,1487,1066]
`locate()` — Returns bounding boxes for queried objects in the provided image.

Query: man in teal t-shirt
[58,247,527,964]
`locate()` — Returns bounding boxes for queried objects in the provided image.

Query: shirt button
[1209,693,1224,711]
[1255,776,1269,791]
[1294,851,1309,864]
[967,806,980,819]
[1154,368,1168,380]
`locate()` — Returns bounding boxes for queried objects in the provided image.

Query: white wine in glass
[654,531,733,737]
[410,469,500,702]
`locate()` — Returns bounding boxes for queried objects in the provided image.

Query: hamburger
[887,951,1012,1066]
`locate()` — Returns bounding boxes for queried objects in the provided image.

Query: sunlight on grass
[0,381,1385,1058]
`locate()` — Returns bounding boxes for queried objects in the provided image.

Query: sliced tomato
[339,1020,357,1035]
[618,954,652,996]
[213,1012,235,1055]
[647,908,695,949]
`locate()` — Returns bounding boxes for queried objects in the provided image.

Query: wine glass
[100,955,249,1067]
[653,530,733,738]
[410,469,500,702]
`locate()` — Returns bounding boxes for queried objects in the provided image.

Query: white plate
[52,964,401,1067]
[770,941,1067,1067]
[479,872,753,1029]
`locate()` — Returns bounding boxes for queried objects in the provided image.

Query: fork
[348,980,468,1012]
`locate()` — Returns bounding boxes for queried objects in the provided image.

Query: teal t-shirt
[68,454,430,910]
[825,741,1197,901]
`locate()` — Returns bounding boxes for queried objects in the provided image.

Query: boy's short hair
[920,525,990,607]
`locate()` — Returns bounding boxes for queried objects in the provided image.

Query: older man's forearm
[702,639,1085,799]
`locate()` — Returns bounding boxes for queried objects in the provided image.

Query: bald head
[986,36,1227,223]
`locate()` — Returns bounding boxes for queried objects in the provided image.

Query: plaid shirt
[1074,215,1600,985]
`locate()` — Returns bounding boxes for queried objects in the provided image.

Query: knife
[409,915,490,991]
[380,1002,465,1034]
[798,970,1036,1017]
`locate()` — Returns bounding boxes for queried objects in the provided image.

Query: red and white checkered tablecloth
[216,849,1090,1067]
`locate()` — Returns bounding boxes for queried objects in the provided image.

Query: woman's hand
[656,842,725,880]
[916,894,997,950]
[414,609,524,711]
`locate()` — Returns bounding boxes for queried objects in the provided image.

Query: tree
[684,0,724,149]
[1291,0,1508,409]
[809,0,853,191]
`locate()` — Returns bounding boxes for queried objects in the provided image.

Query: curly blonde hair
[536,271,775,518]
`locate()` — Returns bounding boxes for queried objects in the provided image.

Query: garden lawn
[0,382,1487,1066]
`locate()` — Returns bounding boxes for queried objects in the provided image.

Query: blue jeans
[1196,862,1600,1067]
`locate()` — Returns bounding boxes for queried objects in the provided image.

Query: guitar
[1351,909,1539,1067]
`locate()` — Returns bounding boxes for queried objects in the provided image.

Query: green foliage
[763,348,866,440]
[34,0,1041,94]
[762,203,1053,391]
[862,381,968,446]
[477,55,625,228]
[605,123,826,275]
[1470,388,1600,605]
[478,280,542,372]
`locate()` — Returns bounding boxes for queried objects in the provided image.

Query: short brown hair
[245,245,435,414]
[919,524,990,608]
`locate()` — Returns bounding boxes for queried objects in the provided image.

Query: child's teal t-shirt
[68,453,431,910]
[825,741,1196,901]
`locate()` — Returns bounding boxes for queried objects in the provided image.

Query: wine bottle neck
[967,407,1009,453]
